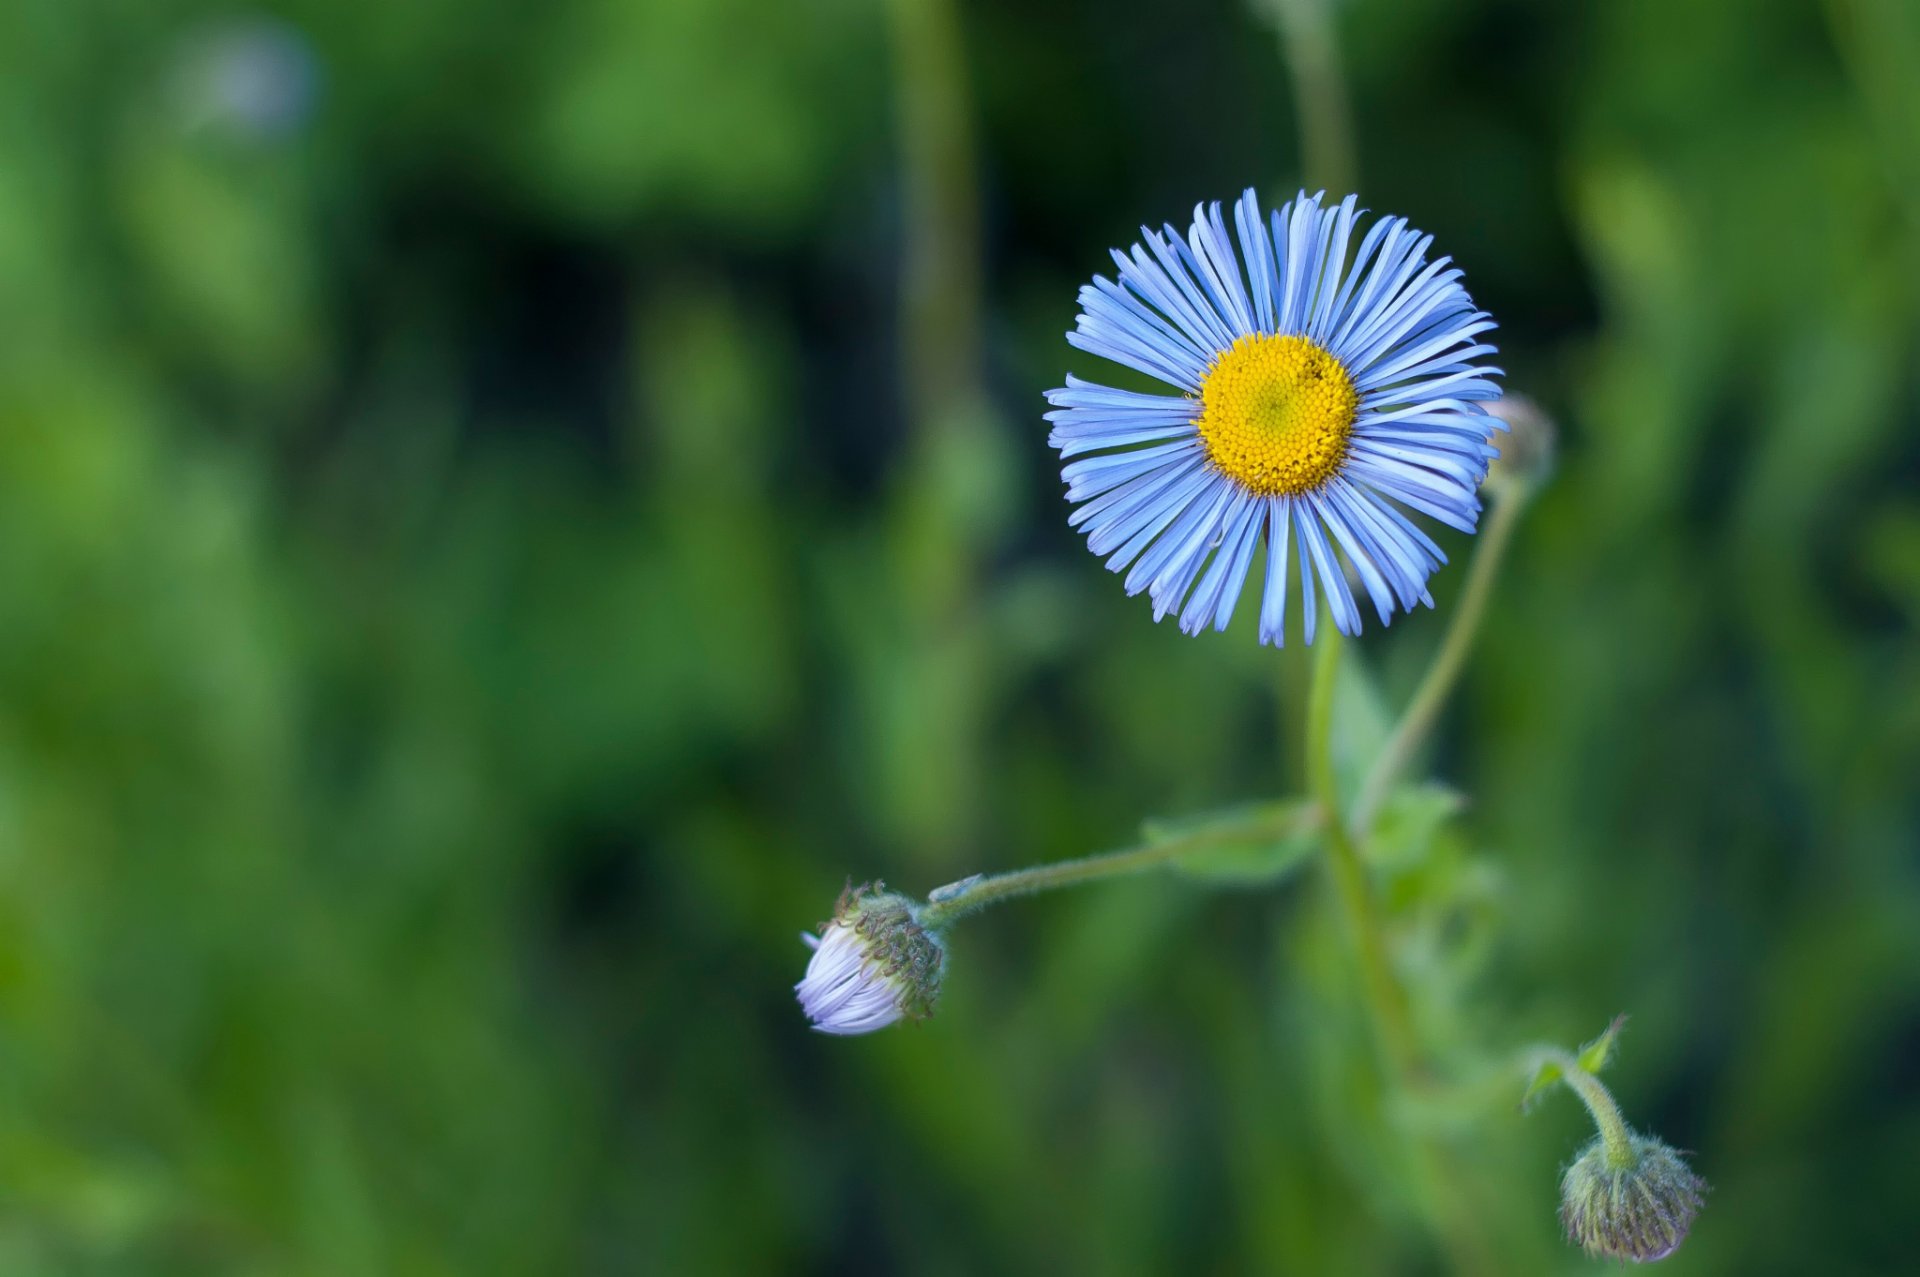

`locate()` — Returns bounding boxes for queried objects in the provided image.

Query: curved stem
[916,804,1323,929]
[1307,628,1421,1079]
[1350,485,1530,835]
[1528,1047,1636,1168]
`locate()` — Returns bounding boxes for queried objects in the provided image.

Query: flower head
[1046,189,1504,644]
[1560,1131,1708,1263]
[795,883,945,1035]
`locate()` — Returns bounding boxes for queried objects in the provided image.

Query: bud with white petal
[795,883,945,1035]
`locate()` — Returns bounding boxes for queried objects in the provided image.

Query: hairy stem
[1530,1047,1637,1168]
[916,804,1323,929]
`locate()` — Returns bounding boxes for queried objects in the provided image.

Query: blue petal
[1141,230,1237,353]
[1130,475,1237,602]
[1102,465,1221,571]
[1188,202,1255,337]
[1259,497,1294,646]
[1074,451,1202,535]
[1310,489,1400,625]
[1294,509,1321,646]
[1306,195,1361,343]
[1183,491,1265,634]
[1062,439,1198,502]
[1235,190,1279,333]
[1297,506,1362,637]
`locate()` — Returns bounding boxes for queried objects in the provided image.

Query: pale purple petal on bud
[795,883,945,1035]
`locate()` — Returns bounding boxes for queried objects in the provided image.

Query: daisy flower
[1045,189,1504,644]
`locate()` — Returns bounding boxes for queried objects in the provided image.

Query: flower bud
[795,883,945,1035]
[1559,1131,1707,1263]
[1483,393,1557,493]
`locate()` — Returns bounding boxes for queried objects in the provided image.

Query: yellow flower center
[1194,333,1358,496]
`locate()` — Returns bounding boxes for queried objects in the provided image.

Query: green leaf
[1146,798,1324,887]
[1367,783,1467,867]
[1520,1059,1563,1112]
[1331,651,1392,803]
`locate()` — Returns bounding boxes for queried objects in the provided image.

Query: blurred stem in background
[888,0,983,432]
[1823,0,1920,233]
[1265,0,1359,197]
[877,0,1003,864]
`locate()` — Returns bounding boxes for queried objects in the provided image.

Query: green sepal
[1144,798,1323,887]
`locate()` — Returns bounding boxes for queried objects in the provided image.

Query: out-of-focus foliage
[0,0,1915,1272]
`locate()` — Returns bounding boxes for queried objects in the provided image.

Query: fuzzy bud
[1560,1131,1707,1263]
[1484,393,1557,493]
[795,883,945,1035]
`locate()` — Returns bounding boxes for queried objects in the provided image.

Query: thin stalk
[916,804,1323,929]
[1306,627,1421,1079]
[1350,484,1530,835]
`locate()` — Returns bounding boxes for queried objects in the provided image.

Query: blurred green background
[1,0,1917,1272]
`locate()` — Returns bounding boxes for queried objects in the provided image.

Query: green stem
[916,805,1323,929]
[1531,1047,1636,1169]
[1270,6,1501,1268]
[1307,626,1421,1080]
[1310,635,1498,1271]
[1349,484,1530,835]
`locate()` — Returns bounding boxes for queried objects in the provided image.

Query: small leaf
[1147,798,1324,887]
[1520,1059,1563,1112]
[1578,1015,1628,1075]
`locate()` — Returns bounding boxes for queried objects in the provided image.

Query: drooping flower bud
[1559,1130,1707,1263]
[795,883,945,1035]
[1483,392,1557,493]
